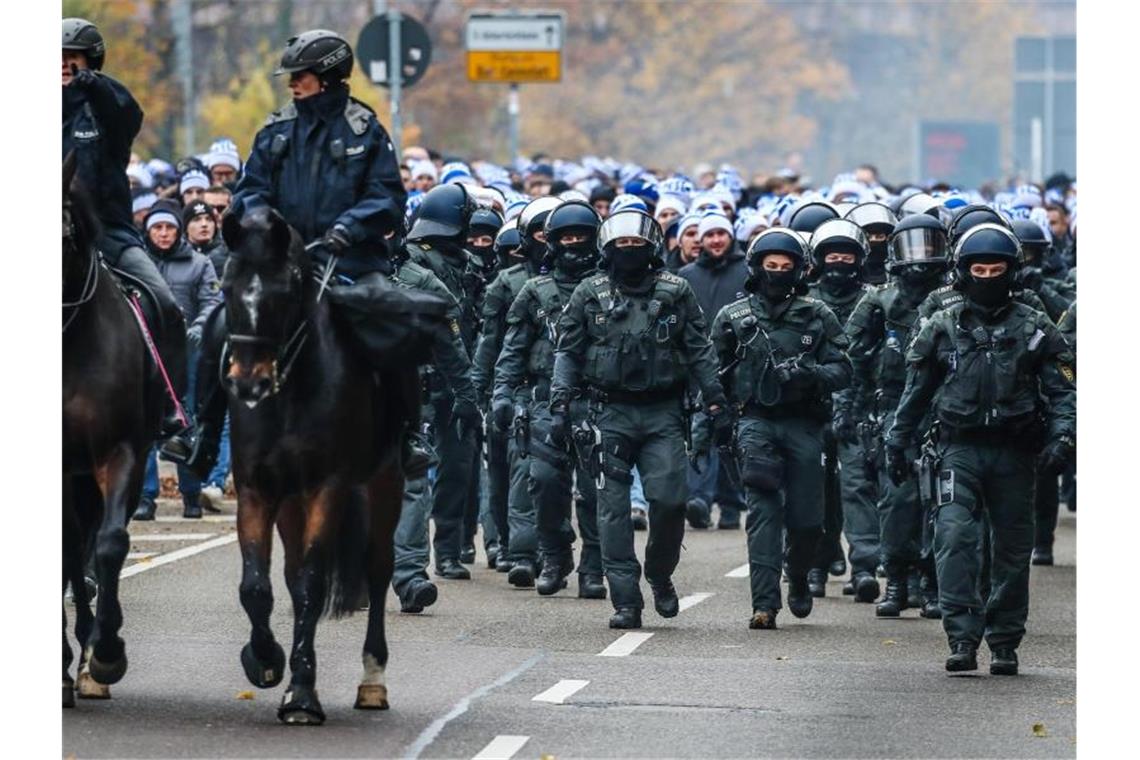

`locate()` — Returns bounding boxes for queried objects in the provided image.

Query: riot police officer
[550,210,728,629]
[713,229,852,629]
[163,29,407,472]
[1010,219,1073,322]
[63,18,188,438]
[493,201,606,600]
[807,220,878,601]
[885,224,1075,674]
[845,202,898,286]
[845,213,953,618]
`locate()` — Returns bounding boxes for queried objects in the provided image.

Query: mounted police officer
[62,18,188,439]
[846,213,953,618]
[713,229,852,629]
[162,29,408,474]
[885,224,1075,674]
[807,219,879,601]
[493,200,606,600]
[550,209,729,629]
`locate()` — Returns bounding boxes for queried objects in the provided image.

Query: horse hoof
[354,683,389,710]
[241,641,285,689]
[85,652,127,686]
[76,670,111,699]
[278,685,325,725]
[63,678,76,708]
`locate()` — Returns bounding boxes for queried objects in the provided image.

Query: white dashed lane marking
[471,735,530,760]
[678,592,714,612]
[120,534,238,579]
[725,563,750,578]
[598,632,654,657]
[532,679,589,704]
[129,533,216,542]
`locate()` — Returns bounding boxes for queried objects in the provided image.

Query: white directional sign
[466,13,564,51]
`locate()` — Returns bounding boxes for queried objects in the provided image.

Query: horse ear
[63,150,78,190]
[221,211,243,251]
[267,209,293,257]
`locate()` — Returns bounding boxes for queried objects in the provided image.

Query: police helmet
[469,207,504,239]
[845,202,897,236]
[1011,218,1052,267]
[494,221,523,259]
[787,201,840,234]
[898,192,942,219]
[545,200,601,247]
[888,214,950,272]
[274,30,354,83]
[62,18,105,71]
[407,183,475,243]
[947,204,1010,245]
[747,228,810,272]
[518,196,563,242]
[953,223,1022,274]
[809,219,869,269]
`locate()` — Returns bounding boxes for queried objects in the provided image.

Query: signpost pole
[508,82,519,164]
[387,7,403,157]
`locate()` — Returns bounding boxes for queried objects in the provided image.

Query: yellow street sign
[467,50,561,83]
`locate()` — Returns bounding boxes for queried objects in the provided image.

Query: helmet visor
[598,212,662,249]
[891,228,949,264]
[845,203,896,230]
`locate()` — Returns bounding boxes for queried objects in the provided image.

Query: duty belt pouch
[937,469,955,507]
[601,442,634,486]
[742,450,784,491]
[529,436,571,470]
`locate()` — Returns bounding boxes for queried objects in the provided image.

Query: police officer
[885,224,1075,674]
[1010,219,1073,323]
[163,29,407,473]
[846,213,953,618]
[713,229,852,629]
[551,210,729,629]
[62,18,188,438]
[845,202,898,286]
[493,201,606,600]
[807,220,879,601]
[405,183,484,580]
[484,197,562,587]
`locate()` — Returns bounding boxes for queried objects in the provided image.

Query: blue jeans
[631,466,648,511]
[205,413,231,490]
[143,344,202,501]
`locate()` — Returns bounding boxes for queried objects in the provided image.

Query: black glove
[549,404,569,449]
[777,360,815,387]
[320,225,352,254]
[451,397,481,440]
[1037,435,1075,474]
[709,405,735,449]
[886,444,911,487]
[69,64,98,89]
[1020,267,1044,292]
[491,398,514,434]
[832,410,857,444]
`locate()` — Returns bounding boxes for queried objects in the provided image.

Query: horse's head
[62,151,100,296]
[220,207,310,407]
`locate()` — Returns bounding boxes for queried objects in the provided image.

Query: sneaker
[199,485,225,513]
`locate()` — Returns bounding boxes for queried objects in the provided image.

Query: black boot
[460,541,477,565]
[842,579,856,596]
[182,493,202,519]
[945,642,978,673]
[906,570,923,609]
[853,572,881,603]
[685,498,711,529]
[786,576,814,619]
[807,568,827,598]
[485,541,500,570]
[399,578,438,613]
[650,579,679,618]
[578,574,607,600]
[609,607,642,629]
[1031,546,1054,566]
[989,647,1019,676]
[435,558,471,580]
[133,496,156,521]
[876,576,908,617]
[749,609,778,630]
[508,559,536,588]
[536,558,570,596]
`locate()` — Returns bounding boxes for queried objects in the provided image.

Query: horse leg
[66,476,107,700]
[237,487,286,689]
[84,446,140,686]
[278,488,336,726]
[356,465,403,710]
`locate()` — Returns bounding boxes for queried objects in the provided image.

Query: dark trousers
[429,395,476,564]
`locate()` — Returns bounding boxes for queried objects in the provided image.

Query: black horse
[219,207,429,724]
[62,152,163,706]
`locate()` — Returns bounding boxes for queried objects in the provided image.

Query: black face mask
[963,272,1014,309]
[554,243,597,278]
[758,269,798,302]
[821,261,862,294]
[864,242,888,280]
[896,263,944,290]
[470,244,495,270]
[611,245,654,284]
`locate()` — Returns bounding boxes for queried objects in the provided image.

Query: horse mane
[235,206,314,287]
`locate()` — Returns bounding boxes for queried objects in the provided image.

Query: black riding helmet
[274,29,353,85]
[63,18,106,70]
[787,201,840,234]
[407,183,475,243]
[1011,218,1052,267]
[544,200,602,274]
[493,221,524,268]
[947,203,1011,246]
[887,213,950,273]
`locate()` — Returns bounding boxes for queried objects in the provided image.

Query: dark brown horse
[62,152,162,707]
[219,207,424,724]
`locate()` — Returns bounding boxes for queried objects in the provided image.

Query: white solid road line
[154,515,236,523]
[532,679,590,704]
[129,533,216,542]
[678,592,714,612]
[472,735,530,760]
[725,563,750,578]
[120,534,237,579]
[126,552,156,560]
[598,631,654,657]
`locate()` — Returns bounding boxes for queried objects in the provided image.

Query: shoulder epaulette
[588,274,610,288]
[264,101,297,126]
[344,99,373,136]
[655,271,684,285]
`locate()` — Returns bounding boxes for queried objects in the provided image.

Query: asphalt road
[63,498,1076,759]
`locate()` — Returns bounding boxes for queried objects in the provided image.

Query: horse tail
[325,486,371,619]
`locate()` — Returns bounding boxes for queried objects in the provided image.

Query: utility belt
[940,423,1040,450]
[742,400,827,422]
[587,384,683,406]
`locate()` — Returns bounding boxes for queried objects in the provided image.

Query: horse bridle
[62,204,99,333]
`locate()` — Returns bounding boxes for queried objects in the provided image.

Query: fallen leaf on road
[882,639,897,646]
[236,690,254,700]
[1032,722,1048,737]
[1055,698,1074,705]
[775,655,788,661]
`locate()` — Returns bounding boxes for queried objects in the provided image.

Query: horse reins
[62,223,100,333]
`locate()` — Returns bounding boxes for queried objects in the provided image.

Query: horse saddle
[325,274,451,370]
[107,265,164,338]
